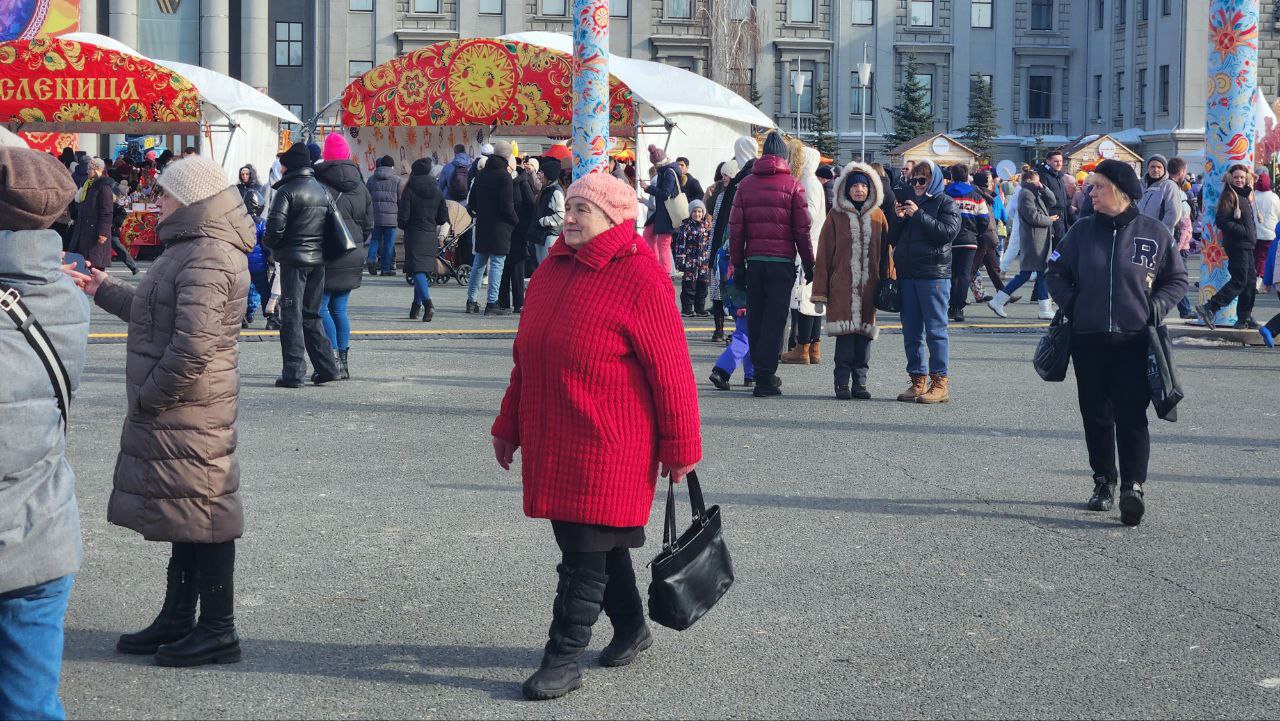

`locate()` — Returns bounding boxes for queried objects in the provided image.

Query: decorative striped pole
[1203,1,1259,326]
[572,0,610,180]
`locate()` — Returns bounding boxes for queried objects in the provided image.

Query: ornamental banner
[0,38,201,131]
[0,0,80,42]
[340,38,636,134]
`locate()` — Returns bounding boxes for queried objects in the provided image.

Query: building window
[1138,0,1148,21]
[851,0,873,24]
[917,72,933,113]
[851,70,874,115]
[349,0,372,10]
[412,0,441,11]
[1095,0,1104,29]
[1030,0,1053,30]
[541,0,567,14]
[1117,0,1126,23]
[666,0,692,19]
[1136,67,1147,115]
[787,68,815,114]
[790,0,815,23]
[1159,64,1170,114]
[730,0,753,19]
[972,0,992,28]
[1114,71,1124,117]
[349,60,372,78]
[1161,0,1171,15]
[285,104,304,128]
[909,1,933,26]
[1028,74,1052,118]
[1093,74,1102,120]
[478,0,502,12]
[611,0,630,16]
[274,22,302,67]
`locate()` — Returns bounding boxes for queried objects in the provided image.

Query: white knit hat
[157,156,230,206]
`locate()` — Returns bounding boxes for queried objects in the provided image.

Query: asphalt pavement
[59,267,1280,719]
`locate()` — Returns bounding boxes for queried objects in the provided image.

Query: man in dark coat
[1037,150,1070,244]
[399,158,450,321]
[677,157,704,205]
[69,157,115,271]
[365,155,402,276]
[263,143,342,387]
[498,159,538,312]
[466,141,519,316]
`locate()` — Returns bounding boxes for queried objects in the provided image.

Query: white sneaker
[1038,299,1055,320]
[987,291,1010,318]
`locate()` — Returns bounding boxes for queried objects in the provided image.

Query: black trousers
[1070,334,1151,487]
[794,313,822,344]
[950,247,977,311]
[681,278,708,314]
[1265,290,1280,336]
[278,264,340,382]
[746,262,796,380]
[969,237,1004,291]
[833,333,872,387]
[170,540,235,577]
[497,255,526,310]
[1207,243,1257,321]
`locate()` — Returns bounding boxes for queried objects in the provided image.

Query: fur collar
[833,161,884,214]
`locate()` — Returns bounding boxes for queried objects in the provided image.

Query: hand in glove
[813,301,826,316]
[802,263,814,284]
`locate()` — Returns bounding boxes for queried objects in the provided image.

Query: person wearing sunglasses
[889,159,961,404]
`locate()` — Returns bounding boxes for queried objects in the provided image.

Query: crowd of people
[3,120,1279,716]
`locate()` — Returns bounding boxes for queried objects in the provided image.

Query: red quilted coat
[728,154,814,267]
[492,221,703,527]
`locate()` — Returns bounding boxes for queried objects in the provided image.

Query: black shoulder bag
[1145,298,1184,422]
[323,189,358,262]
[648,470,734,631]
[1033,311,1072,382]
[873,234,901,313]
[0,283,71,431]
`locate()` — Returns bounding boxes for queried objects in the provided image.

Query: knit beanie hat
[1092,159,1143,202]
[816,164,837,180]
[411,158,433,176]
[157,156,231,207]
[306,143,322,164]
[689,199,706,215]
[734,136,757,166]
[762,131,788,158]
[322,133,351,162]
[88,157,105,172]
[845,170,871,192]
[648,144,666,165]
[378,155,395,168]
[145,149,158,162]
[0,148,77,230]
[565,172,638,226]
[481,143,495,156]
[1258,173,1272,192]
[492,140,514,160]
[721,159,741,178]
[1146,154,1168,173]
[539,157,562,181]
[279,143,312,171]
[526,157,540,173]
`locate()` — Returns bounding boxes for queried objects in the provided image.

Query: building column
[201,0,231,75]
[1202,0,1258,325]
[572,0,610,179]
[110,0,139,48]
[241,0,270,91]
[78,0,97,33]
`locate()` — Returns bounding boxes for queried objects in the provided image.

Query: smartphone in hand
[63,252,89,276]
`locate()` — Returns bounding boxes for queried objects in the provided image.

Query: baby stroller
[430,199,473,286]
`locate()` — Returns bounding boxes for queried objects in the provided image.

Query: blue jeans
[412,272,432,305]
[466,252,506,305]
[900,278,950,376]
[245,270,272,319]
[0,575,73,721]
[1002,271,1046,301]
[319,289,351,350]
[367,226,397,272]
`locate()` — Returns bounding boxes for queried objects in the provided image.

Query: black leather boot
[116,556,197,654]
[709,367,731,391]
[410,302,421,319]
[599,551,651,667]
[422,301,435,323]
[1119,483,1145,526]
[1087,474,1117,512]
[156,573,241,667]
[522,564,607,701]
[711,314,725,343]
[338,349,350,380]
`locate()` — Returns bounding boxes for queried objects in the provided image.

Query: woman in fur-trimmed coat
[810,162,890,400]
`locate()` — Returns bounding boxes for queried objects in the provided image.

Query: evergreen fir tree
[811,83,838,159]
[750,76,763,109]
[958,74,998,163]
[883,53,936,147]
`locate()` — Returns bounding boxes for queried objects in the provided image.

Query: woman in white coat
[781,142,827,365]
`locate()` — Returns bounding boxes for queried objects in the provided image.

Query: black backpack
[447,165,470,201]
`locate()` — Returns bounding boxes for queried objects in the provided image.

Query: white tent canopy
[58,32,299,182]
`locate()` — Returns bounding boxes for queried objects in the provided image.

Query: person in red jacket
[728,131,814,397]
[491,172,702,702]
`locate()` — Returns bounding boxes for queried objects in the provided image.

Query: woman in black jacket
[399,158,450,322]
[314,135,374,379]
[889,159,961,404]
[497,161,538,312]
[1195,164,1258,329]
[466,142,520,316]
[1045,159,1188,526]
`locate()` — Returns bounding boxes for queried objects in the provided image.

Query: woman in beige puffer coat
[75,156,253,668]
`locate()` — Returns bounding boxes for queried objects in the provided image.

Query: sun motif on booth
[1202,240,1227,272]
[446,41,517,120]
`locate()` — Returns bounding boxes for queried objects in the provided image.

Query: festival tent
[317,35,772,182]
[0,34,301,182]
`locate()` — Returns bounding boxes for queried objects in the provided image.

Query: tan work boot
[917,373,950,404]
[780,343,811,365]
[897,374,928,402]
[808,339,821,364]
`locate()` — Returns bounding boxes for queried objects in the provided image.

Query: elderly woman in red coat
[492,172,702,701]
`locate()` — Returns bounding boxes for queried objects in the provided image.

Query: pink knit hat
[322,133,351,162]
[565,172,637,226]
[648,144,666,165]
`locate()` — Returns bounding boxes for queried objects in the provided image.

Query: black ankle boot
[1119,483,1145,526]
[422,301,435,322]
[711,315,725,342]
[410,302,421,319]
[155,573,241,667]
[1087,474,1117,512]
[835,384,853,400]
[522,564,607,701]
[338,349,350,380]
[599,556,651,667]
[116,556,197,654]
[709,367,731,391]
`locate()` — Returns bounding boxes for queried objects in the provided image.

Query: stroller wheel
[457,265,471,286]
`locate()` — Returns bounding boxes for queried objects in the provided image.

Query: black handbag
[648,471,734,631]
[322,190,357,262]
[1033,311,1072,382]
[1145,300,1184,422]
[873,238,900,313]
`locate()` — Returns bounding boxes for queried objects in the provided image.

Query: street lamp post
[857,43,872,163]
[793,62,806,136]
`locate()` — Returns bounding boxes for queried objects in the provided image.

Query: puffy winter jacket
[727,154,814,268]
[470,155,520,255]
[438,152,472,199]
[1045,205,1188,335]
[943,181,991,249]
[398,165,450,274]
[1253,189,1280,242]
[890,161,961,280]
[647,161,682,235]
[1216,185,1258,252]
[315,159,375,292]
[0,229,89,594]
[366,165,402,228]
[1136,175,1182,234]
[264,166,330,267]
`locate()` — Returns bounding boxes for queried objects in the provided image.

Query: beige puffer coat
[94,187,254,543]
